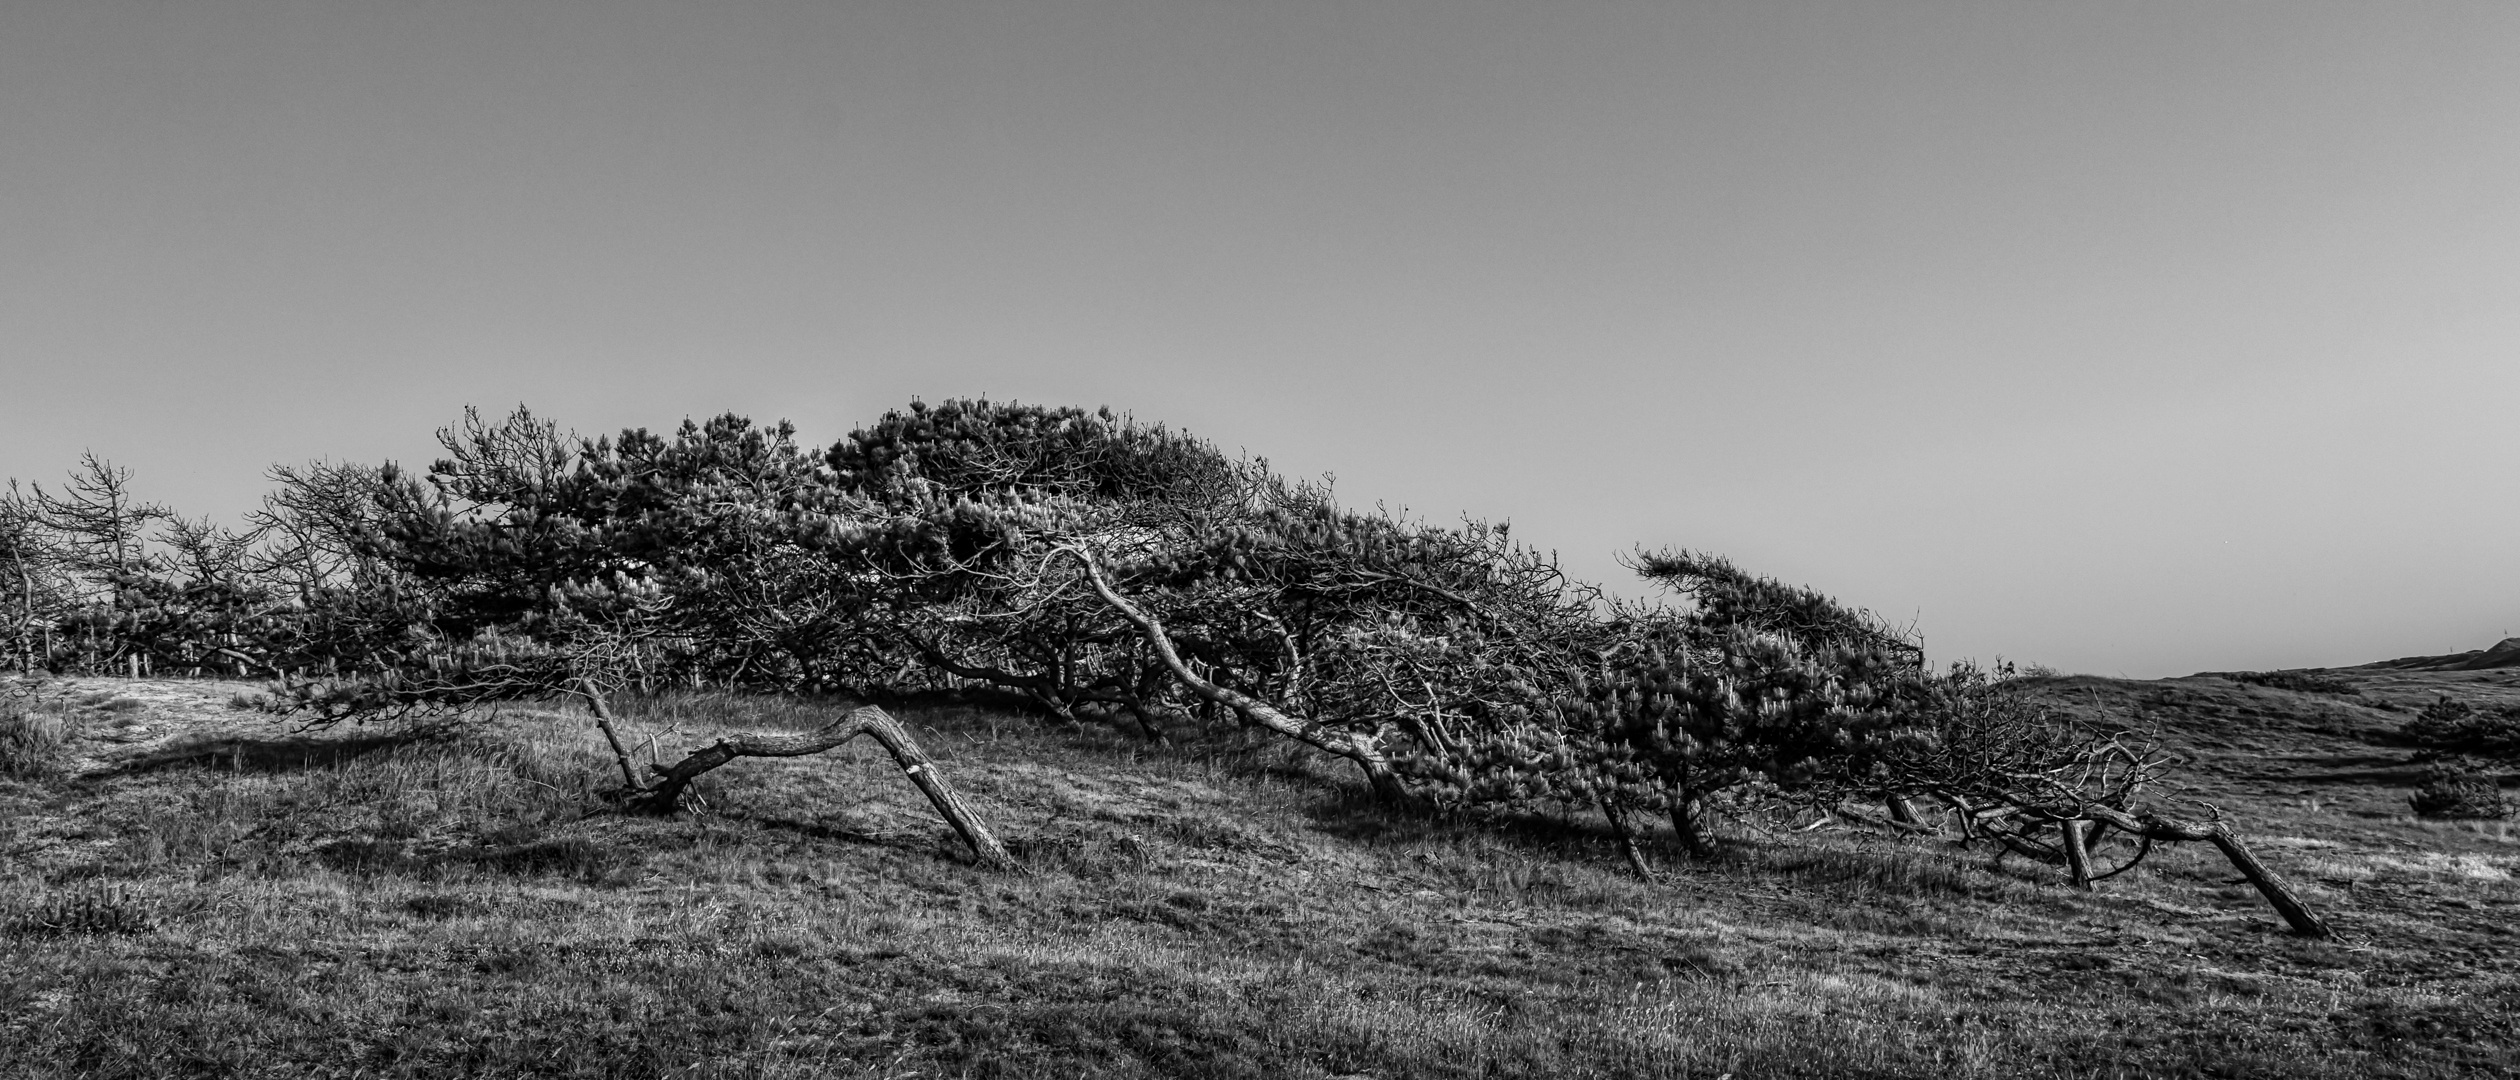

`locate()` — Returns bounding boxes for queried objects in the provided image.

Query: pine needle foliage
[3,398,2331,932]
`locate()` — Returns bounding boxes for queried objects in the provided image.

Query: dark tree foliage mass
[2397,696,2519,820]
[0,399,2332,933]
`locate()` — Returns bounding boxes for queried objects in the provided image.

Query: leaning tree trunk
[2198,828,2331,938]
[1598,794,1654,877]
[1667,792,1715,860]
[636,704,1018,871]
[1065,545,1414,805]
[570,679,645,792]
[2085,806,2331,938]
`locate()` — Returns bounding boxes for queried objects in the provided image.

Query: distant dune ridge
[2358,636,2520,672]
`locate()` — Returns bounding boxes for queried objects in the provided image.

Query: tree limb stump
[637,704,1019,871]
[2058,817,2095,891]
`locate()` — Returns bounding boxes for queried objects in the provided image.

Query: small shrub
[2400,697,2520,759]
[2228,669,2360,695]
[2409,695,2473,726]
[2409,757,2510,820]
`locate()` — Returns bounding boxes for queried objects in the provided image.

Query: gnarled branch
[636,704,1018,871]
[1059,543,1413,804]
[2083,806,2330,938]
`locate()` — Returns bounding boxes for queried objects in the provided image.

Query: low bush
[2227,669,2360,695]
[2399,697,2520,759]
[2408,756,2510,820]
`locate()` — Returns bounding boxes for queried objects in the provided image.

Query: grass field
[2,667,2515,1078]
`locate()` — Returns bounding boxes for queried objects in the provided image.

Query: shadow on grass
[471,836,630,883]
[726,811,942,855]
[313,834,640,886]
[100,730,452,777]
[1296,777,1642,866]
[1755,839,2031,901]
[2286,762,2428,786]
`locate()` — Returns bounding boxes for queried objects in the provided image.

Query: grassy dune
[1,670,2514,1078]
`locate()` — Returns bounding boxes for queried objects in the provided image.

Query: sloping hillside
[2015,665,2520,1012]
[2,671,2513,1079]
[2358,637,2520,672]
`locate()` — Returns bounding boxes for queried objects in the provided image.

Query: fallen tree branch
[637,704,1019,871]
[2084,806,2331,938]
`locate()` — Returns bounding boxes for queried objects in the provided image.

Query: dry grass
[0,672,2514,1078]
[0,685,75,778]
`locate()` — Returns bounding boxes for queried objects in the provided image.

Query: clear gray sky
[4,1,2515,677]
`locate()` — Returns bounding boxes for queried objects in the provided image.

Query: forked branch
[635,704,1019,871]
[2082,806,2331,938]
[1059,542,1414,804]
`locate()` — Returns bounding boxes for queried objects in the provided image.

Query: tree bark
[1668,794,1714,860]
[2058,817,2095,891]
[1598,794,1653,877]
[571,679,644,792]
[2084,806,2331,938]
[638,704,1018,871]
[2201,828,2331,939]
